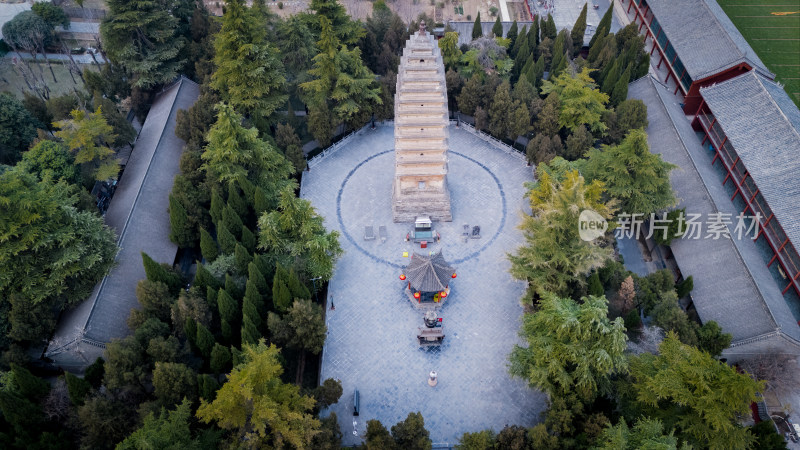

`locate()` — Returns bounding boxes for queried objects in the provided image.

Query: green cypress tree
[240,225,256,253]
[587,32,609,65]
[194,262,220,292]
[248,262,268,294]
[217,220,236,255]
[545,14,557,40]
[600,59,620,94]
[141,252,181,294]
[220,318,233,342]
[588,0,613,49]
[588,271,604,296]
[198,374,220,402]
[288,269,311,300]
[210,189,225,226]
[515,36,530,74]
[234,243,253,274]
[610,64,631,107]
[217,288,239,324]
[223,204,244,239]
[241,316,260,345]
[518,54,534,84]
[511,25,527,59]
[529,19,539,53]
[11,363,49,399]
[552,52,568,79]
[244,280,264,318]
[184,318,197,347]
[225,274,242,300]
[200,228,219,263]
[507,20,519,50]
[65,372,91,406]
[472,12,482,40]
[272,264,292,312]
[532,55,546,89]
[253,186,269,217]
[212,0,287,129]
[227,185,248,219]
[492,16,502,38]
[210,343,232,374]
[571,3,588,56]
[196,322,215,358]
[530,17,540,50]
[206,286,218,312]
[168,195,194,248]
[551,31,566,72]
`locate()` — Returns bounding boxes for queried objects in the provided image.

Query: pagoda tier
[392,25,452,222]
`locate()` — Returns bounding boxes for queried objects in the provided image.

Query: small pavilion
[401,252,455,308]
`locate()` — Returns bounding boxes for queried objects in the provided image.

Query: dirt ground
[0,60,98,100]
[259,0,504,23]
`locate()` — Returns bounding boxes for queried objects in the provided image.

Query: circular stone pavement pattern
[300,124,547,445]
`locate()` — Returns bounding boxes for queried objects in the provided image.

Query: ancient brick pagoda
[392,23,453,222]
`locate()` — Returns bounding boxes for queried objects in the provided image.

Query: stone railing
[453,121,528,163]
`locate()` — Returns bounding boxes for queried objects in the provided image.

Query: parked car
[70,46,85,54]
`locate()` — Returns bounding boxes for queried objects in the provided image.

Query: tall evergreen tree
[511,25,527,59]
[212,0,286,129]
[227,185,248,219]
[222,205,244,239]
[200,228,218,263]
[611,64,632,107]
[550,30,566,73]
[169,195,194,248]
[600,59,620,94]
[489,81,514,139]
[141,252,181,294]
[571,3,588,55]
[195,322,215,358]
[202,103,295,199]
[588,1,614,49]
[544,14,557,40]
[310,0,364,45]
[241,226,257,254]
[541,68,610,133]
[194,262,219,292]
[583,129,676,216]
[492,16,503,38]
[248,262,268,294]
[216,221,236,255]
[100,0,186,88]
[272,264,292,312]
[234,243,252,274]
[472,12,482,40]
[300,17,381,129]
[510,293,627,401]
[210,189,225,225]
[529,19,539,55]
[507,20,519,50]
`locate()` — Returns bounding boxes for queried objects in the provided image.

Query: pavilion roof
[405,252,454,292]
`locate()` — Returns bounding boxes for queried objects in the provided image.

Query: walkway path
[302,123,545,445]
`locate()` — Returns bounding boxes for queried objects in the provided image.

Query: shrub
[489,6,498,16]
[278,1,283,8]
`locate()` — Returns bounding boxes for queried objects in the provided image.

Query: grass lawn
[717,0,800,107]
[0,60,97,100]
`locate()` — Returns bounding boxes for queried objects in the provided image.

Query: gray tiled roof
[628,76,800,348]
[700,72,800,249]
[405,252,454,292]
[646,0,770,81]
[77,77,199,344]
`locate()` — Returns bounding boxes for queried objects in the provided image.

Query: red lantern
[451,273,457,278]
[413,292,421,299]
[440,291,447,298]
[399,274,406,281]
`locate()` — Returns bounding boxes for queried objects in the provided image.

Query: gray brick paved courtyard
[301,124,546,445]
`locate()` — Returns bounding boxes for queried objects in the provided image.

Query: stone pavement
[301,124,546,446]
